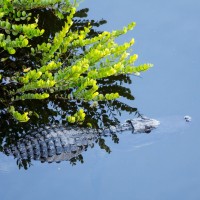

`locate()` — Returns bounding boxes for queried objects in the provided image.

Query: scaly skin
[3,116,160,163]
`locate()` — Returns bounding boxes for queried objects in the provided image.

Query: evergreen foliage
[0,0,152,123]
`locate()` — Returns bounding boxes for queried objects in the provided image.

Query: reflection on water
[1,115,160,169]
[0,6,136,129]
[0,66,138,169]
[0,1,199,199]
[0,7,141,169]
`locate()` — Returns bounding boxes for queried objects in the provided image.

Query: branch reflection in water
[0,7,151,169]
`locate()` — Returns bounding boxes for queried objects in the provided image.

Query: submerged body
[3,116,160,163]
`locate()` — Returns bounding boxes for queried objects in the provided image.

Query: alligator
[3,116,160,163]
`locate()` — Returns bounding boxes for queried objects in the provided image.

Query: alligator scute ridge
[3,116,160,163]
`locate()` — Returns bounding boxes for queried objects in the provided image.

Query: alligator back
[4,126,98,163]
[3,117,160,163]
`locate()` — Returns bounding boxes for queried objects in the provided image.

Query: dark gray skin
[3,116,160,163]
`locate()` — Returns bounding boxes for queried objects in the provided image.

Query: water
[1,0,200,199]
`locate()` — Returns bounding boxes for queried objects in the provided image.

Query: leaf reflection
[0,8,139,169]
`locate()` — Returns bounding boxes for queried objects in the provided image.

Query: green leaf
[12,31,18,36]
[22,11,26,17]
[1,57,8,62]
[5,29,10,34]
[22,39,29,46]
[8,48,16,54]
[17,11,21,17]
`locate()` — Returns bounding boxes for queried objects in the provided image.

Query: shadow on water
[0,7,141,169]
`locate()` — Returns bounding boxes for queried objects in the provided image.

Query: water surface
[1,0,200,199]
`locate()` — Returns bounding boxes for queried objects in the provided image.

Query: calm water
[1,0,200,199]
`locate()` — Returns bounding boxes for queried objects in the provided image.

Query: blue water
[1,0,200,199]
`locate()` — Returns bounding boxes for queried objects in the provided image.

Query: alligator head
[126,116,160,133]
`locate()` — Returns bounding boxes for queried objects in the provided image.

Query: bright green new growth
[9,106,30,122]
[0,0,153,122]
[67,108,86,124]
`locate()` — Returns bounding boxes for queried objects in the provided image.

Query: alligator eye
[126,120,135,132]
[145,130,151,134]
